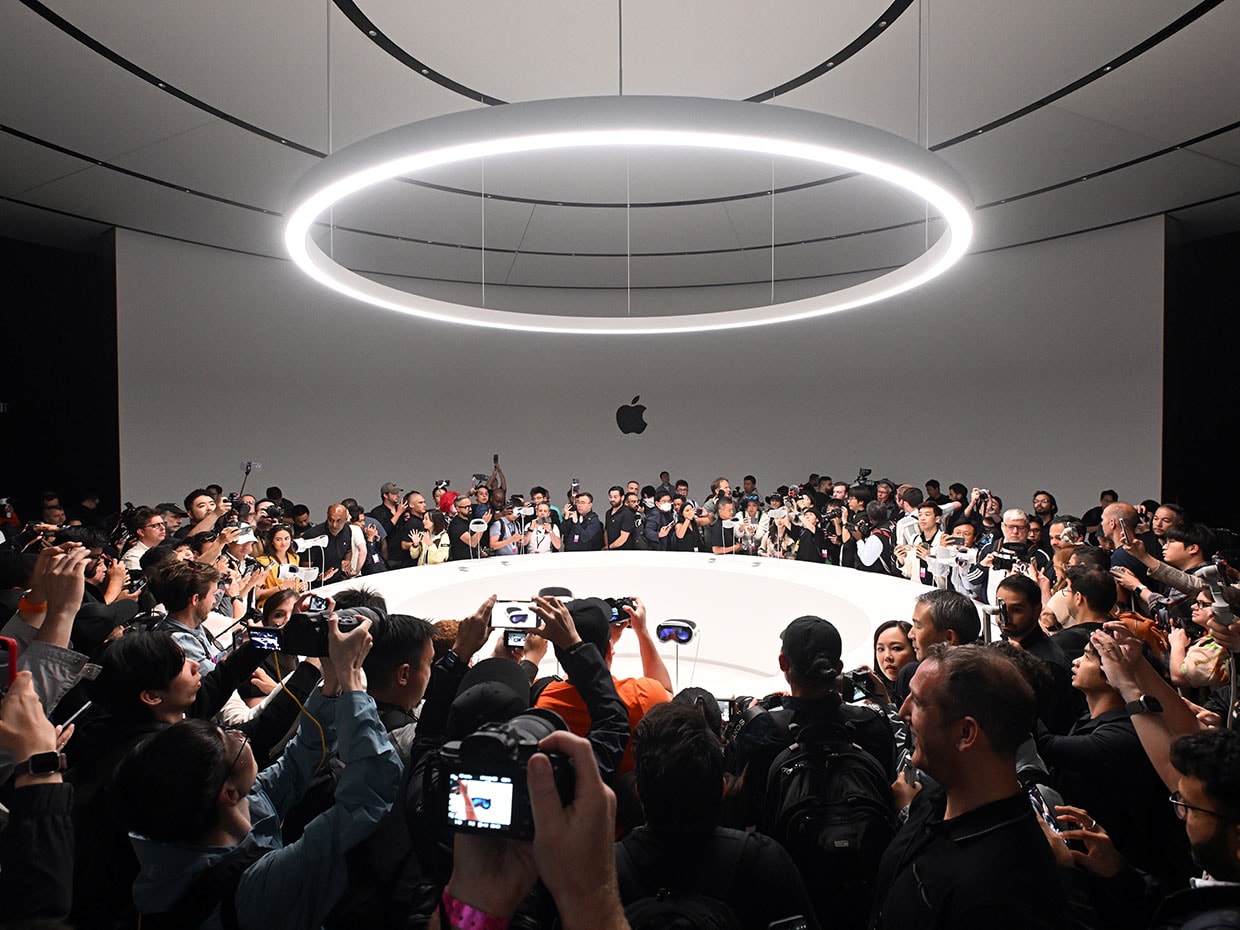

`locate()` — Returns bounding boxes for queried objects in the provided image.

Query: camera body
[841,667,886,703]
[604,596,638,624]
[246,607,370,657]
[989,549,1020,571]
[439,709,575,841]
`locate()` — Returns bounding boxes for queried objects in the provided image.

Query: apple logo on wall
[616,396,648,435]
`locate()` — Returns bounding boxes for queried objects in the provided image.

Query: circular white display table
[324,552,929,698]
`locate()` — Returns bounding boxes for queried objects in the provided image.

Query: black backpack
[761,720,896,930]
[140,843,272,930]
[616,830,746,930]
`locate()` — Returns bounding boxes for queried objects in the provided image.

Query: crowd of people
[1,466,1239,930]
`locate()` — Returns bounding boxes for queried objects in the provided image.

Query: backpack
[140,844,272,930]
[761,720,896,930]
[616,829,747,930]
[623,892,743,930]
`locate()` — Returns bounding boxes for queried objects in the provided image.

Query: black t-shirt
[794,525,826,563]
[304,523,351,574]
[448,516,478,561]
[388,511,421,568]
[604,506,636,549]
[706,519,736,553]
[674,520,706,553]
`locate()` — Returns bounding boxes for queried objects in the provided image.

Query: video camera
[438,709,575,841]
[854,467,875,487]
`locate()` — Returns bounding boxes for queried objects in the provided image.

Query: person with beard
[1152,729,1240,924]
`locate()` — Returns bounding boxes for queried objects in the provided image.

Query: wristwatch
[1125,694,1163,716]
[13,751,67,777]
[437,649,462,673]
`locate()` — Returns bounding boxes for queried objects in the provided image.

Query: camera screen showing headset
[438,709,574,840]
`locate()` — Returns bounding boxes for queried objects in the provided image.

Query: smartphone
[1119,520,1134,546]
[768,918,810,930]
[1027,783,1061,833]
[505,630,528,649]
[493,453,500,465]
[717,699,731,724]
[0,636,18,694]
[491,600,538,629]
[126,577,148,594]
[306,594,329,612]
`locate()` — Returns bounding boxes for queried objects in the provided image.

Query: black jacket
[0,782,75,923]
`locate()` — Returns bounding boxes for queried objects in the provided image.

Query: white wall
[116,217,1164,518]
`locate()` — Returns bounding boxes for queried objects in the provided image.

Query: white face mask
[643,497,655,508]
[658,502,673,513]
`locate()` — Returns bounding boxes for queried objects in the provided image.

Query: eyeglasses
[219,727,250,786]
[144,521,166,530]
[1003,523,1029,530]
[1169,792,1240,823]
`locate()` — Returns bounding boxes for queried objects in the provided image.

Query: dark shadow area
[1164,225,1240,533]
[1,233,119,520]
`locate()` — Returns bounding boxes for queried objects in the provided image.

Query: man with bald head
[305,502,358,584]
[1101,501,1151,596]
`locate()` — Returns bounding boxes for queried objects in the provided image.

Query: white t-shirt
[526,522,561,554]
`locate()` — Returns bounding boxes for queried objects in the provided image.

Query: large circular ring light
[284,96,973,335]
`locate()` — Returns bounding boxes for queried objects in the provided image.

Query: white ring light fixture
[284,96,974,335]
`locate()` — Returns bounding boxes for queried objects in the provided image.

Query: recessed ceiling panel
[112,121,319,211]
[333,178,537,248]
[723,173,934,248]
[365,0,890,102]
[1053,1,1240,147]
[0,131,95,197]
[40,0,330,147]
[406,144,831,207]
[27,165,286,254]
[0,4,219,160]
[939,105,1170,205]
[324,230,518,284]
[924,0,1202,144]
[972,150,1240,251]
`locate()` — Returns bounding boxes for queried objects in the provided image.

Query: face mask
[643,497,655,508]
[658,502,672,513]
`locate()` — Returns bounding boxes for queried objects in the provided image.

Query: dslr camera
[246,606,379,657]
[841,667,887,703]
[604,596,638,624]
[438,709,575,841]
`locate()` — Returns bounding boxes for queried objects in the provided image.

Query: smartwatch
[1125,694,1163,716]
[13,751,67,777]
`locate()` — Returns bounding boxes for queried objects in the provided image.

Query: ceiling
[3,0,1239,315]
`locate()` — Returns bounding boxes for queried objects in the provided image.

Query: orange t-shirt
[536,676,671,775]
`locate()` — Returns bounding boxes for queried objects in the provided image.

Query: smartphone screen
[0,636,18,693]
[505,630,528,649]
[448,772,516,831]
[1027,784,1061,833]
